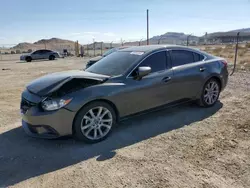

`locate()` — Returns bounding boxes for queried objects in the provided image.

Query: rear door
[31,50,43,60]
[170,49,206,100]
[43,50,52,59]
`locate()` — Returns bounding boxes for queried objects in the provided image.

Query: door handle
[162,76,171,82]
[200,67,206,72]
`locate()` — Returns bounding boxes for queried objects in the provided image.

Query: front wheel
[49,55,55,60]
[198,78,220,107]
[73,101,116,143]
[26,57,32,62]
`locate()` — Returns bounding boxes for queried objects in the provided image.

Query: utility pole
[139,38,144,46]
[93,38,95,56]
[101,42,103,56]
[187,34,192,46]
[87,44,89,56]
[147,9,149,45]
[231,32,240,76]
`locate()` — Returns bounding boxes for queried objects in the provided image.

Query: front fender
[64,83,125,112]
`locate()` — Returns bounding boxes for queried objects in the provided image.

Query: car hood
[27,70,110,96]
[88,56,103,62]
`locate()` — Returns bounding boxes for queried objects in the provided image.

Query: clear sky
[0,0,250,45]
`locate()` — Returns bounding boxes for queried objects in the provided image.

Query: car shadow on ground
[0,102,223,187]
[16,59,58,63]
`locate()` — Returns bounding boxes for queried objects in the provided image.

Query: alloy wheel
[204,80,220,105]
[80,106,113,140]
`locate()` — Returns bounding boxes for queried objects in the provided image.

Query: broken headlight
[41,98,72,111]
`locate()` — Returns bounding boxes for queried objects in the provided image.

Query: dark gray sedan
[20,49,60,62]
[21,45,228,143]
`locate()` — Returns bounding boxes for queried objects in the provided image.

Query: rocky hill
[11,38,76,52]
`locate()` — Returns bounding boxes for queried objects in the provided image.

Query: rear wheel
[73,101,116,143]
[198,78,220,107]
[49,55,55,60]
[26,57,32,62]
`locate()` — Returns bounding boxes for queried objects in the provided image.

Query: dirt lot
[0,57,250,188]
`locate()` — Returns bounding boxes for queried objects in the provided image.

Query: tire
[26,57,32,62]
[49,55,55,60]
[73,101,117,143]
[198,78,221,107]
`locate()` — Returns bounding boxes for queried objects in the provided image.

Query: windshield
[103,48,116,57]
[85,51,141,76]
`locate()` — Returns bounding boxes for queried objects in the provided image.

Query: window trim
[170,49,206,67]
[126,49,170,78]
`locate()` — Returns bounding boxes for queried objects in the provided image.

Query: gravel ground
[0,58,250,188]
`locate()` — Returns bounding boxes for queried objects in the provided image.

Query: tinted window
[42,50,52,53]
[193,52,204,62]
[171,50,194,66]
[32,50,41,54]
[138,51,167,73]
[86,51,141,76]
[103,48,116,57]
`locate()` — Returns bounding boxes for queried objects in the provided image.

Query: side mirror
[134,66,151,80]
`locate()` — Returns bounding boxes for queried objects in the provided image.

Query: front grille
[20,98,36,114]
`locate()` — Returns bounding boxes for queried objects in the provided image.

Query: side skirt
[119,98,194,121]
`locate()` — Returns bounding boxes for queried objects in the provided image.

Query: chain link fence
[1,33,250,74]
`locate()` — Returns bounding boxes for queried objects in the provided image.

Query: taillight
[221,60,228,67]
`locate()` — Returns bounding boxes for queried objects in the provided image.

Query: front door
[117,50,176,117]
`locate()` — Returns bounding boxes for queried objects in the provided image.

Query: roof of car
[119,45,200,53]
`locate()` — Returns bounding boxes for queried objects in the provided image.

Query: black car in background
[86,46,129,68]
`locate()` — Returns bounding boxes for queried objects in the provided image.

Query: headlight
[41,98,72,111]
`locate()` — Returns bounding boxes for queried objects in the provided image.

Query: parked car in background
[20,49,60,62]
[21,45,228,143]
[85,46,129,68]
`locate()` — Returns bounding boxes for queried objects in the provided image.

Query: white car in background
[20,49,60,62]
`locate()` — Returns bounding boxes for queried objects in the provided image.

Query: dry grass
[200,44,250,69]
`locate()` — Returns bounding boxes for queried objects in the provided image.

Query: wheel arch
[72,99,120,134]
[205,75,222,90]
[196,75,222,99]
[25,56,32,61]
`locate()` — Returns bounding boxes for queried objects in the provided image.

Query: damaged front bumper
[21,90,76,138]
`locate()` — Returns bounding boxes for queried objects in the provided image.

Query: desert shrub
[238,49,248,57]
[245,43,250,48]
[239,59,250,65]
[212,47,223,56]
[16,50,21,54]
[237,45,245,50]
[27,49,32,53]
[227,54,234,58]
[11,51,15,54]
[225,44,233,49]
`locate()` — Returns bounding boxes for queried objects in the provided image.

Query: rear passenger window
[193,52,204,62]
[139,51,167,73]
[171,50,194,67]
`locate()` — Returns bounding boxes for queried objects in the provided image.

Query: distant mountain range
[229,28,250,33]
[10,28,250,51]
[11,38,76,51]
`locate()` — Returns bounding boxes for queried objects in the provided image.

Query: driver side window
[130,51,167,77]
